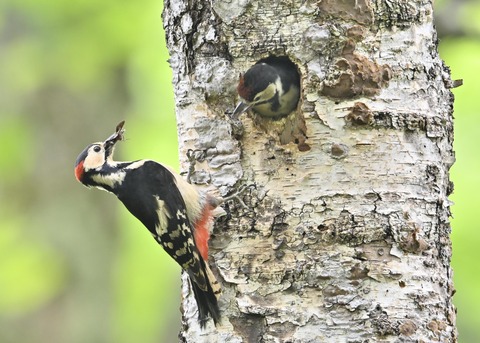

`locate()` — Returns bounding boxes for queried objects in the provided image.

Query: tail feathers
[189,260,221,327]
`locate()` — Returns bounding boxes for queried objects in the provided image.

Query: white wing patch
[154,196,171,236]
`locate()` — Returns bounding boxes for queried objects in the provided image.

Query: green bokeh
[0,0,179,342]
[0,215,66,314]
[439,38,480,343]
[0,0,477,342]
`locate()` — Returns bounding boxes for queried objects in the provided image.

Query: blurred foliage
[0,0,478,342]
[440,40,480,343]
[435,1,480,342]
[0,0,179,342]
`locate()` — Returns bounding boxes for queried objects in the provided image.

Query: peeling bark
[163,0,457,342]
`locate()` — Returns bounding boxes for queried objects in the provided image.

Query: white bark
[163,0,457,342]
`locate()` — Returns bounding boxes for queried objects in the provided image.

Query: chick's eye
[93,146,102,153]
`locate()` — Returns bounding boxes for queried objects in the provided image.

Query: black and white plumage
[74,122,221,327]
[233,56,300,119]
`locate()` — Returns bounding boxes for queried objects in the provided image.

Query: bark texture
[163,0,457,342]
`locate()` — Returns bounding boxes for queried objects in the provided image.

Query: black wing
[116,161,220,325]
[116,161,208,289]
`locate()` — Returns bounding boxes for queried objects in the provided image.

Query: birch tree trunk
[163,0,457,342]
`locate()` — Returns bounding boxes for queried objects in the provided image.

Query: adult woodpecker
[74,121,221,327]
[233,56,300,119]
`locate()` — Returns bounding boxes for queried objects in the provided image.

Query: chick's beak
[232,101,251,119]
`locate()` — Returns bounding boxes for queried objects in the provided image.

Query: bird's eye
[93,146,101,153]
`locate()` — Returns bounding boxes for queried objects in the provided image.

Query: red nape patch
[237,74,253,101]
[74,161,84,182]
[193,205,213,261]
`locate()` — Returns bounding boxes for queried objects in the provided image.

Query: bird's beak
[232,101,251,118]
[104,120,125,155]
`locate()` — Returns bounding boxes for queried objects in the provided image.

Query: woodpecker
[74,121,221,327]
[233,56,300,119]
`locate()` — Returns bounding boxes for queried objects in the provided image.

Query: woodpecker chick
[233,56,300,119]
[74,121,221,327]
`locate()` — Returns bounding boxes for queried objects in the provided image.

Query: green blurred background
[0,0,477,342]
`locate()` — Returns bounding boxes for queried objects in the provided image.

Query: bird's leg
[185,149,206,184]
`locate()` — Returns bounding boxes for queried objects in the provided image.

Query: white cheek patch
[83,152,105,170]
[265,83,277,99]
[255,81,278,104]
